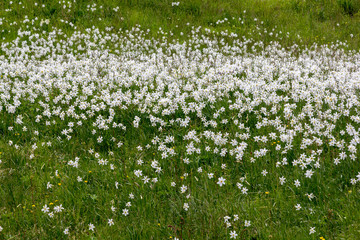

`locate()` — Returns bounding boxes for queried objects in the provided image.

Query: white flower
[88,223,95,231]
[230,230,238,239]
[180,185,187,194]
[134,170,142,177]
[224,216,231,222]
[54,204,64,213]
[41,204,49,213]
[133,116,141,128]
[122,208,129,216]
[143,176,150,184]
[305,169,314,178]
[47,182,53,189]
[108,219,114,226]
[294,179,300,187]
[217,177,226,187]
[279,176,286,185]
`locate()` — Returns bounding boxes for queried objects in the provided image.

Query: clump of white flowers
[0,11,359,238]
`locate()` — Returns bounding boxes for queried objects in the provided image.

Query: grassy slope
[1,1,360,240]
[0,0,360,48]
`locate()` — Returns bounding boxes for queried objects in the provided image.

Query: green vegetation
[1,0,360,239]
[0,0,360,48]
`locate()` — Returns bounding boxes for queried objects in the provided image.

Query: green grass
[0,0,360,48]
[1,0,360,239]
[1,92,360,239]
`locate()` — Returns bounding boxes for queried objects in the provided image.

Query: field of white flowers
[1,13,360,240]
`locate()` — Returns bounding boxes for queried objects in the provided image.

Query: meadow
[1,0,360,239]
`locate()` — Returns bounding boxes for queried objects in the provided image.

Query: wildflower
[180,185,187,193]
[143,176,150,184]
[88,223,95,231]
[294,179,300,187]
[54,204,64,213]
[279,176,286,185]
[122,208,129,216]
[108,219,114,226]
[217,177,226,187]
[41,204,49,213]
[305,170,314,178]
[47,182,53,189]
[134,170,142,177]
[230,230,238,239]
[307,193,315,201]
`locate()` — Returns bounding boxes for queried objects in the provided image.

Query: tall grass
[0,0,359,48]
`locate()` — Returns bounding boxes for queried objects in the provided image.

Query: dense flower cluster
[0,17,359,239]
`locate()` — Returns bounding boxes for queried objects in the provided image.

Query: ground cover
[1,1,360,239]
[1,0,360,48]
